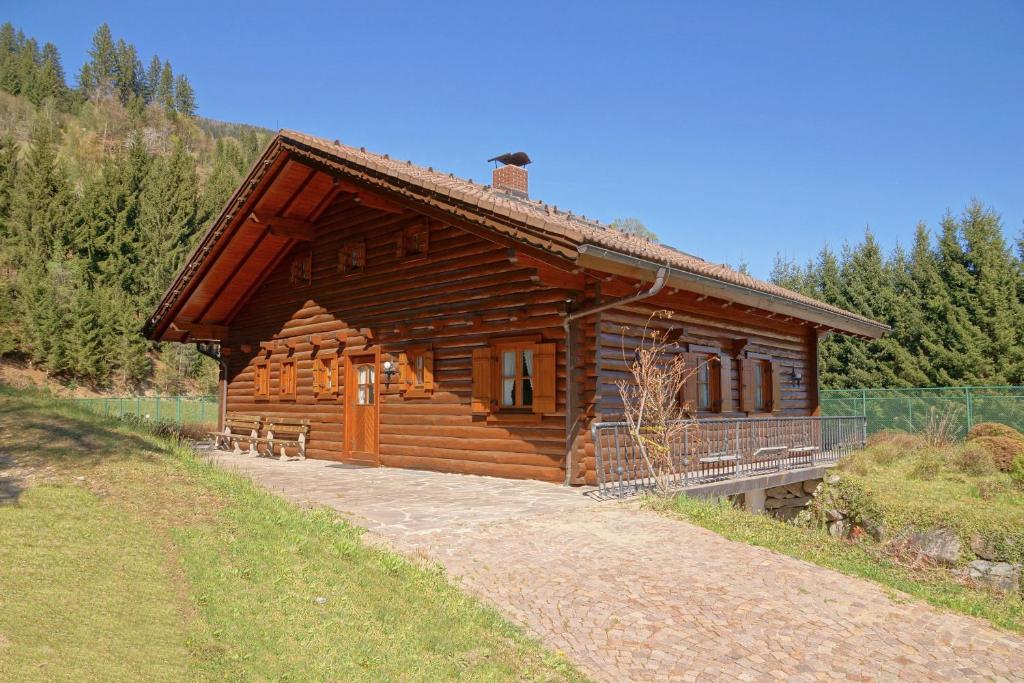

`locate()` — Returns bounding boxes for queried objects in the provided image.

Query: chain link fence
[820,386,1024,439]
[69,395,218,427]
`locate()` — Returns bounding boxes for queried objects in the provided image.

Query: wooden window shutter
[312,359,324,395]
[422,350,435,391]
[397,352,412,392]
[738,358,756,412]
[532,343,557,414]
[471,348,493,414]
[681,352,700,412]
[770,361,784,413]
[717,355,733,413]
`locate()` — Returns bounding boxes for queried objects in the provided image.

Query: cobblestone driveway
[207,450,1024,682]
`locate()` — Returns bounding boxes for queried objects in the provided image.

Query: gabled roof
[145,130,889,341]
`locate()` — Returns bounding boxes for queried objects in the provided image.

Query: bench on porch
[261,418,310,461]
[209,415,310,461]
[209,414,261,454]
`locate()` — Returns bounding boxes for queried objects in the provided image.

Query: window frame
[278,359,297,400]
[753,359,772,412]
[338,240,366,274]
[695,354,720,412]
[397,220,430,260]
[494,340,536,411]
[290,251,312,287]
[355,362,376,406]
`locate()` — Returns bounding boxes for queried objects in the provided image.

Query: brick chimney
[492,164,528,197]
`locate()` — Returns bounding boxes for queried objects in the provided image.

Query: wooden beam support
[250,211,315,241]
[170,321,228,341]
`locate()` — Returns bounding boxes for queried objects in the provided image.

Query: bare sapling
[615,311,700,494]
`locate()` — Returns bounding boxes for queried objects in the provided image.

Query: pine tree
[958,201,1024,383]
[0,134,17,232]
[69,275,111,385]
[79,23,117,99]
[7,116,75,265]
[156,60,175,111]
[114,38,142,104]
[0,23,21,94]
[138,139,199,306]
[79,133,151,291]
[173,74,196,116]
[143,54,161,104]
[30,42,68,107]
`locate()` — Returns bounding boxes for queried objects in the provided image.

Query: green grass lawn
[0,390,585,682]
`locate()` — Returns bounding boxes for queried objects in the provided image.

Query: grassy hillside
[0,387,584,681]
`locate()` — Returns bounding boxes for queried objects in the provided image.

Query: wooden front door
[345,354,379,465]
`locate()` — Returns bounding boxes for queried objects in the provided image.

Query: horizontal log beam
[170,322,228,341]
[250,211,315,241]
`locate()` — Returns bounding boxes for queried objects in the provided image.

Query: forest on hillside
[0,22,270,394]
[0,21,1022,395]
[770,203,1024,388]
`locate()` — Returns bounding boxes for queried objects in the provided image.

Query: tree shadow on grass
[0,398,166,504]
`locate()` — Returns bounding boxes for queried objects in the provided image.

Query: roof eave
[575,244,890,340]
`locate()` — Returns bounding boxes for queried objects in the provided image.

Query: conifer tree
[78,23,117,98]
[7,116,75,264]
[138,138,199,306]
[114,38,142,105]
[30,42,68,107]
[156,60,175,111]
[173,74,196,116]
[958,201,1024,383]
[143,54,161,103]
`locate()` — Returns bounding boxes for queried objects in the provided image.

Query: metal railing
[67,395,218,427]
[592,415,867,498]
[820,385,1024,438]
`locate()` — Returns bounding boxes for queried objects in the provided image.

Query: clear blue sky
[9,1,1023,277]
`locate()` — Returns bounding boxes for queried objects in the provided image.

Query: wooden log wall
[224,196,578,483]
[578,293,820,485]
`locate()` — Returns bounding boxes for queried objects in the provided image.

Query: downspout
[561,266,669,485]
[197,343,227,433]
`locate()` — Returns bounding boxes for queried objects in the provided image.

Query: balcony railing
[591,415,867,498]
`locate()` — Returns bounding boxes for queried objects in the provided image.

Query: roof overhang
[146,129,890,344]
[576,244,890,339]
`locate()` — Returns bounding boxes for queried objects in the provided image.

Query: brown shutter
[738,358,756,412]
[397,352,412,392]
[771,361,784,413]
[422,350,435,391]
[717,355,733,413]
[532,343,557,414]
[312,359,323,395]
[471,348,493,414]
[681,352,700,412]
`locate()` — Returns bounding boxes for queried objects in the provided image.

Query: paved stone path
[206,449,1024,682]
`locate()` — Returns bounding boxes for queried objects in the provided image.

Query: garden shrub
[909,450,943,480]
[969,436,1024,472]
[966,422,1024,443]
[807,478,883,530]
[1010,455,1024,491]
[953,442,998,476]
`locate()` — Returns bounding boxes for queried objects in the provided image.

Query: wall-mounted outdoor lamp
[790,368,803,386]
[382,358,398,387]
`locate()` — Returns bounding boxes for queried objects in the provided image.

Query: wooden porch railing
[591,415,867,498]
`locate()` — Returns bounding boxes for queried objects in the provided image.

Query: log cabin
[144,130,888,485]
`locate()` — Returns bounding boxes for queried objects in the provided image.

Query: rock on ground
[967,560,1022,593]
